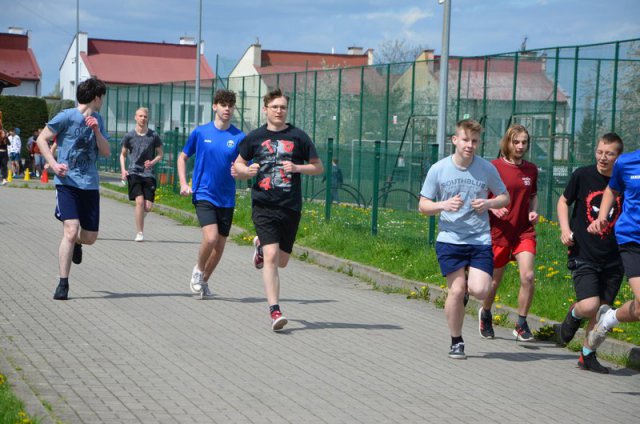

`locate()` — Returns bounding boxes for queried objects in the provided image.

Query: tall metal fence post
[371,140,381,236]
[325,137,334,222]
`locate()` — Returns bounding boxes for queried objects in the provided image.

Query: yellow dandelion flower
[614,300,622,307]
[495,304,502,309]
[540,318,546,323]
[410,291,417,297]
[18,412,26,417]
[613,328,624,333]
[537,265,546,271]
[494,295,501,302]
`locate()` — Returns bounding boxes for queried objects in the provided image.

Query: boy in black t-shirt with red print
[234,88,324,331]
[556,133,624,373]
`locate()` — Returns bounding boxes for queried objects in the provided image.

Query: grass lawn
[0,373,39,424]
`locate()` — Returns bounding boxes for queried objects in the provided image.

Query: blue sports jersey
[48,108,107,190]
[183,122,245,208]
[609,149,640,245]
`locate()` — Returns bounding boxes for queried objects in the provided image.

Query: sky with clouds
[2,0,639,95]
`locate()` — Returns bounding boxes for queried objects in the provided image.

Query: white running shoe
[135,232,144,242]
[587,304,613,350]
[190,265,203,293]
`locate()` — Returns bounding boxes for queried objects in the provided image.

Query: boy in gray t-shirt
[119,107,163,242]
[419,119,509,359]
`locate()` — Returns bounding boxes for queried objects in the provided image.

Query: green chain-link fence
[98,38,640,221]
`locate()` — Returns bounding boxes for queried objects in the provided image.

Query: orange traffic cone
[40,169,49,183]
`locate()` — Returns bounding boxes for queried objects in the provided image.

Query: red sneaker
[271,310,288,331]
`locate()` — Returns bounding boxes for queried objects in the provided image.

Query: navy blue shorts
[435,242,494,277]
[55,185,100,231]
[194,200,234,237]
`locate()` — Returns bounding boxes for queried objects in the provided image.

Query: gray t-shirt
[121,129,162,177]
[420,155,506,245]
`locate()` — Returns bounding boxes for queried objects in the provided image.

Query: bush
[0,95,49,157]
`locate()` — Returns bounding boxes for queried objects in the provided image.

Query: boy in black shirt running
[234,89,323,331]
[556,133,624,373]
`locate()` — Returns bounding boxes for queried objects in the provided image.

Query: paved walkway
[0,187,638,424]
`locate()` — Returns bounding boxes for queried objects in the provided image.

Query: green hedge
[0,95,49,157]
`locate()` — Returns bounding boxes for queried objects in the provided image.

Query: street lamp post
[75,0,79,104]
[436,0,452,159]
[194,0,202,125]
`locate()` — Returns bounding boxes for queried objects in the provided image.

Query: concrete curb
[0,350,55,424]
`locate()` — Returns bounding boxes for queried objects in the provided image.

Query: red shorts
[492,238,536,268]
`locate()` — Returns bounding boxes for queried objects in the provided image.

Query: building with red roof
[0,28,42,96]
[228,43,375,129]
[60,33,214,101]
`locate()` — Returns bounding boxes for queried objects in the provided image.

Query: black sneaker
[448,342,466,359]
[72,243,83,265]
[514,320,534,342]
[53,282,69,300]
[578,351,610,374]
[559,306,582,344]
[478,307,495,339]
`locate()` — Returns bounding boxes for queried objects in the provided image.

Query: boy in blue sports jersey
[177,90,245,298]
[35,77,111,300]
[588,145,640,349]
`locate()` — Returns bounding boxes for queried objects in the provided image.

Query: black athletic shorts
[620,242,640,279]
[569,258,624,303]
[252,202,301,254]
[127,174,157,202]
[194,200,234,237]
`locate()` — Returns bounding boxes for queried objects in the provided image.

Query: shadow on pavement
[98,237,200,245]
[77,291,195,299]
[214,296,338,305]
[281,319,403,333]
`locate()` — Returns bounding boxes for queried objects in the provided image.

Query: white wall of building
[60,32,90,100]
[2,80,40,97]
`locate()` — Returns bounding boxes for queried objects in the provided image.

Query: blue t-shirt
[420,155,507,245]
[183,122,245,208]
[609,149,640,245]
[48,108,107,190]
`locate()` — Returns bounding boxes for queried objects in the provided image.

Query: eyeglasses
[268,105,288,111]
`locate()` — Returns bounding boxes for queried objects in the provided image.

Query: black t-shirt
[239,124,319,212]
[563,165,622,264]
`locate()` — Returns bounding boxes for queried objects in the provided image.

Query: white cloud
[365,7,433,29]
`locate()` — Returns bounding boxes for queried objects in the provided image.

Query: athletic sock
[602,308,619,328]
[481,308,491,318]
[571,308,581,319]
[582,347,593,356]
[269,304,281,314]
[517,315,527,326]
[451,336,463,346]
